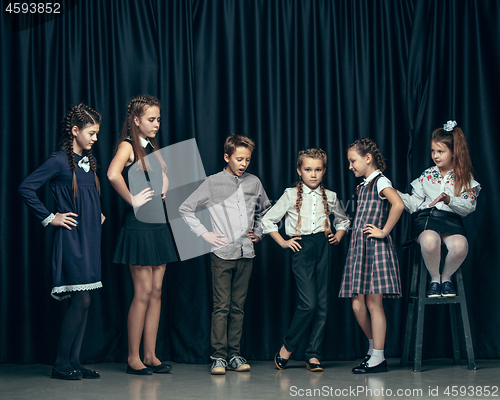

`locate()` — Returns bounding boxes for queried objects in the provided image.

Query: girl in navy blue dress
[108,96,177,375]
[18,103,104,380]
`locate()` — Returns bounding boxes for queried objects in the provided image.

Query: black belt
[417,208,461,220]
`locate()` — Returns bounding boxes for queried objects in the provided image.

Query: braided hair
[294,148,330,236]
[348,138,385,195]
[115,95,162,170]
[58,103,102,198]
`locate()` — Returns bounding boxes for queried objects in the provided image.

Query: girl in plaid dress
[339,138,404,374]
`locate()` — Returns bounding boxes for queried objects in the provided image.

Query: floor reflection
[128,376,161,400]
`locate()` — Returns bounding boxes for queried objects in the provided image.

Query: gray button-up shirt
[179,169,271,260]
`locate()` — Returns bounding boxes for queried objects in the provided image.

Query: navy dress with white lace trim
[18,150,102,300]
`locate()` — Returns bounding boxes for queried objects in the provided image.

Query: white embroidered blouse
[397,166,481,217]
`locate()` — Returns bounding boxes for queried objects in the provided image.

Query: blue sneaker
[426,282,441,298]
[441,281,456,297]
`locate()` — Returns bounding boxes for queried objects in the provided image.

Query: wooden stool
[401,244,476,371]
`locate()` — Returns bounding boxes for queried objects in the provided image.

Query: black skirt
[413,208,467,239]
[113,206,178,266]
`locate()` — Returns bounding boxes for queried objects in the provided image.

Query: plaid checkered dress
[339,176,401,298]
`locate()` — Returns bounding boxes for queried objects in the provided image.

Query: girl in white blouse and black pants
[398,121,481,298]
[262,149,350,371]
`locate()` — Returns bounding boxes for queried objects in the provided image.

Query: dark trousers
[210,253,253,359]
[283,233,330,360]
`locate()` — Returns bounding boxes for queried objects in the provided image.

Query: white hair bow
[443,120,457,132]
[78,156,90,172]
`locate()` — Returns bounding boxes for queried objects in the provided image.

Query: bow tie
[78,156,90,172]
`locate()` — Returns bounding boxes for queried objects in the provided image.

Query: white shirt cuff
[42,213,55,227]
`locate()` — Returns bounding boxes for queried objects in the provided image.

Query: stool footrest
[401,246,475,372]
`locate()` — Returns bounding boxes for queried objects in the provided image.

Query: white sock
[367,349,384,367]
[367,339,374,356]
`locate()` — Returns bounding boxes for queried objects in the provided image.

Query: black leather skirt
[413,208,467,239]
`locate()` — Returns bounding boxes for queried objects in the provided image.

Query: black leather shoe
[126,364,153,375]
[352,359,388,374]
[51,367,83,380]
[144,362,172,373]
[79,368,100,379]
[351,355,371,372]
[426,282,441,298]
[441,281,456,297]
[274,352,289,370]
[305,360,324,372]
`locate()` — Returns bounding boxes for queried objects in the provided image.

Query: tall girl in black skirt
[108,96,177,375]
[398,121,481,298]
[18,103,104,379]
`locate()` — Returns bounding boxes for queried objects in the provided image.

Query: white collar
[302,184,322,195]
[362,169,381,186]
[139,136,153,149]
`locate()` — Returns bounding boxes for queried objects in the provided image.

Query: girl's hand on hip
[131,187,154,208]
[429,192,450,207]
[328,231,345,245]
[101,213,106,225]
[363,224,386,239]
[50,212,78,230]
[247,230,260,243]
[281,237,302,252]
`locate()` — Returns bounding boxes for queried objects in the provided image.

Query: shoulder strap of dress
[367,173,382,192]
[122,137,137,162]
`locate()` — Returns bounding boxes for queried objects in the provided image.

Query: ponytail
[431,125,473,196]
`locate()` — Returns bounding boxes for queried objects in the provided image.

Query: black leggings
[54,291,91,372]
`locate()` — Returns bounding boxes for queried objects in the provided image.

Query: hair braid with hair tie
[294,148,329,235]
[348,138,386,193]
[294,178,303,235]
[85,150,101,196]
[320,182,331,236]
[59,103,102,198]
[348,138,386,172]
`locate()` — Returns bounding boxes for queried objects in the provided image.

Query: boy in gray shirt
[179,135,271,374]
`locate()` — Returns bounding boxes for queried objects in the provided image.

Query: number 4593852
[5,3,61,14]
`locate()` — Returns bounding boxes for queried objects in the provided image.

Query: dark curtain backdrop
[1,0,499,365]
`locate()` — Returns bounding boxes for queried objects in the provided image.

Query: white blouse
[397,166,481,217]
[262,184,351,236]
[361,170,393,199]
